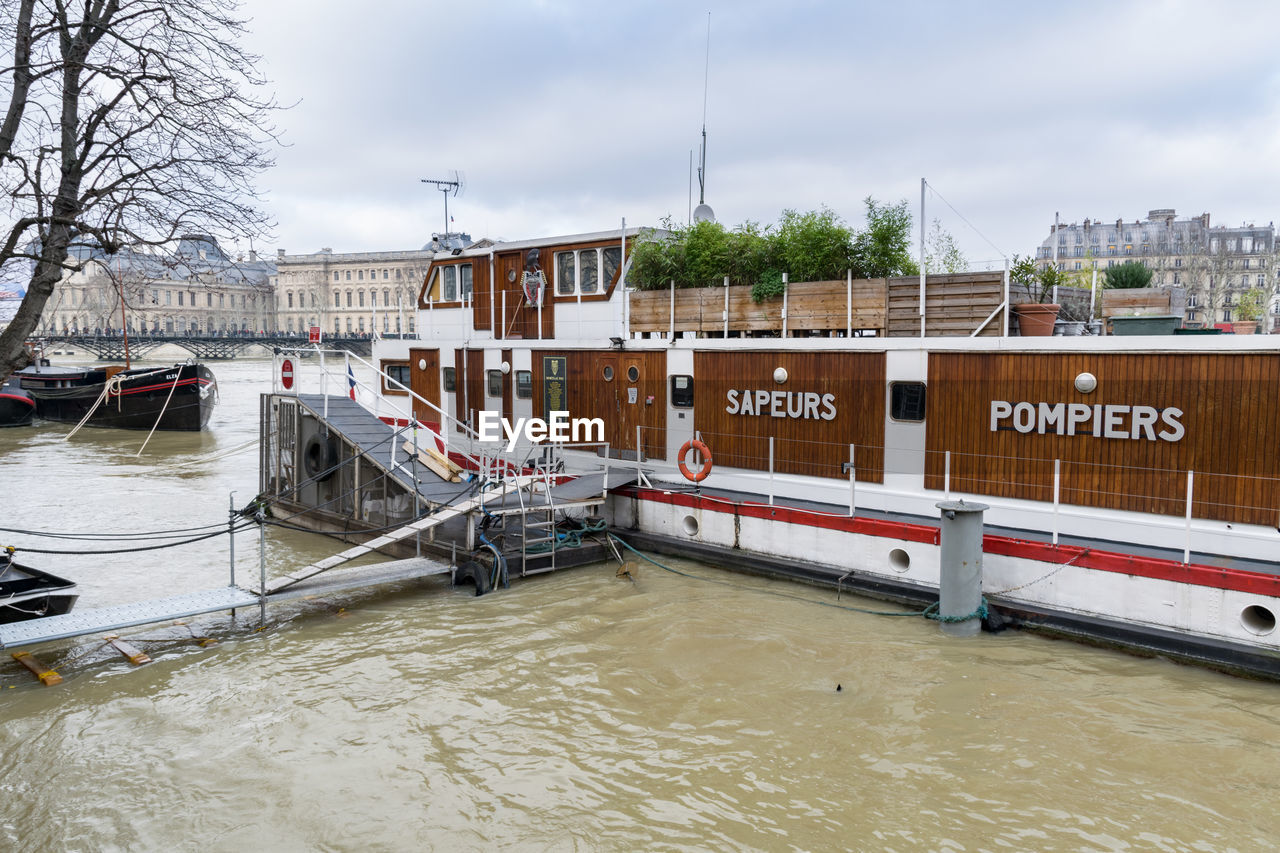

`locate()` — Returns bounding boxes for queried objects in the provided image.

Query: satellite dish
[693,203,715,224]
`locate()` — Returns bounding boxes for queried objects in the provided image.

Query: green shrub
[1103,261,1153,289]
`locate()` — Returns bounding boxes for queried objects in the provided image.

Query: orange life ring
[678,439,713,482]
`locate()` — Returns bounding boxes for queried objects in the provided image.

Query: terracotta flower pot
[1013,303,1060,336]
[1231,320,1258,335]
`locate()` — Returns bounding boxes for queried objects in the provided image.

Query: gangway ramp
[263,480,519,594]
[0,557,452,651]
[293,393,467,506]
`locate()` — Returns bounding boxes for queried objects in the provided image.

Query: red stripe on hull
[623,486,1280,597]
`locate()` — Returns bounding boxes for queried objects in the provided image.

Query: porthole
[602,365,614,381]
[1242,604,1276,636]
[627,365,639,382]
[889,548,910,572]
[682,515,699,536]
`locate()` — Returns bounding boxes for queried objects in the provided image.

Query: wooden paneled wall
[530,349,667,459]
[925,352,1280,525]
[692,351,885,482]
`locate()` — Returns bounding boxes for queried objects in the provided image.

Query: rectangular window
[459,264,473,298]
[346,318,352,333]
[334,271,340,281]
[346,292,352,307]
[369,270,376,281]
[383,270,389,280]
[443,266,457,301]
[334,319,341,334]
[396,269,402,279]
[358,270,364,281]
[557,251,576,295]
[603,246,622,286]
[287,293,293,308]
[515,370,532,399]
[358,291,365,307]
[382,362,410,394]
[178,292,184,306]
[579,250,599,294]
[443,367,456,392]
[486,369,503,398]
[345,271,351,281]
[207,293,213,307]
[890,382,927,422]
[334,292,340,308]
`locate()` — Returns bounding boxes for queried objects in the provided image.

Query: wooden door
[453,347,466,427]
[465,349,485,428]
[407,348,440,428]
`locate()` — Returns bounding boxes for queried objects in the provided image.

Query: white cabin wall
[884,349,928,493]
[666,348,694,462]
[554,300,622,341]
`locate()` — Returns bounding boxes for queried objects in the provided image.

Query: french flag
[347,364,357,401]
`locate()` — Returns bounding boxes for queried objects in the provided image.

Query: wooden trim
[378,359,409,396]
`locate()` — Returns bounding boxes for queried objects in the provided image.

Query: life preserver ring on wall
[302,433,339,482]
[678,439,713,483]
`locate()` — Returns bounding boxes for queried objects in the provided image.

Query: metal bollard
[935,499,988,638]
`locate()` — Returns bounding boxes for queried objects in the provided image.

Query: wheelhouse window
[486,370,503,397]
[443,367,456,392]
[427,263,473,302]
[515,370,532,399]
[554,246,622,296]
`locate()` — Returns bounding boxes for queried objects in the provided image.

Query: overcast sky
[241,0,1280,269]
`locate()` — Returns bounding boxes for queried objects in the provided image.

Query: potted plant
[1102,261,1181,335]
[1231,287,1266,335]
[1009,255,1061,336]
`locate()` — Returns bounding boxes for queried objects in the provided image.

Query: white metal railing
[641,424,1280,566]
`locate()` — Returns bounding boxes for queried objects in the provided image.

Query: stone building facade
[273,235,473,338]
[1036,210,1279,330]
[41,234,276,335]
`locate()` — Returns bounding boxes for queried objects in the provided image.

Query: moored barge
[263,226,1280,679]
[18,362,217,430]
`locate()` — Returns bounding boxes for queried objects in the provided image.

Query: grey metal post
[258,518,267,626]
[935,499,988,638]
[768,436,775,506]
[847,443,856,517]
[1184,470,1194,564]
[413,429,421,558]
[228,491,236,588]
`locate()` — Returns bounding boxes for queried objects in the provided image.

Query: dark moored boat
[0,375,36,427]
[17,362,217,430]
[0,553,78,623]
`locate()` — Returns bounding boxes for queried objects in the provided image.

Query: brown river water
[0,356,1278,851]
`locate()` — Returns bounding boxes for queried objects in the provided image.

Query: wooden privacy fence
[1100,286,1187,319]
[628,272,1007,336]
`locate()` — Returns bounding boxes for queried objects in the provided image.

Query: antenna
[420,170,466,240]
[693,13,715,224]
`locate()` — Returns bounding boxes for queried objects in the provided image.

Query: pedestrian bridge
[36,333,381,361]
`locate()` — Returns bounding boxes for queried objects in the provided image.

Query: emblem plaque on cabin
[522,248,545,306]
[543,355,567,416]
